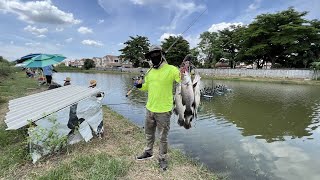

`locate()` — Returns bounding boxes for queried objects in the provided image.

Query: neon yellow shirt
[140,63,181,113]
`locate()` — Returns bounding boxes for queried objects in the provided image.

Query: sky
[0,0,319,61]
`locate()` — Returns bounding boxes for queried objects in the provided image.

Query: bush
[271,63,282,69]
[0,57,14,77]
[84,59,95,70]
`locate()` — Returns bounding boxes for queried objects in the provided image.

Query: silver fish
[181,71,195,129]
[174,83,186,127]
[193,74,201,118]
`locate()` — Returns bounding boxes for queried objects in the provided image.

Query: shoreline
[0,72,218,179]
[57,68,320,86]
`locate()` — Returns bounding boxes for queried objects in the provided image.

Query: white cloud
[56,27,64,32]
[130,0,144,5]
[81,40,103,47]
[208,22,243,32]
[247,0,262,12]
[160,1,206,30]
[10,41,14,44]
[98,19,105,24]
[185,35,200,48]
[0,42,59,60]
[159,33,199,48]
[159,33,181,42]
[98,0,205,31]
[25,42,40,46]
[37,35,46,38]
[78,26,93,34]
[65,38,73,43]
[24,25,48,35]
[0,0,81,24]
[118,42,124,46]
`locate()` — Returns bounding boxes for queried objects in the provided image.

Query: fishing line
[165,7,208,54]
[126,8,207,97]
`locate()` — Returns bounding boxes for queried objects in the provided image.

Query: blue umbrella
[25,54,66,68]
[16,53,41,64]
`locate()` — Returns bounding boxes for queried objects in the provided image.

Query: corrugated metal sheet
[5,85,100,130]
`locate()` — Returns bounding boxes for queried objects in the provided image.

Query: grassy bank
[55,65,130,75]
[202,75,320,86]
[0,71,218,180]
[56,65,320,86]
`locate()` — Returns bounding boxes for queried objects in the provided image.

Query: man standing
[135,45,181,171]
[42,65,57,85]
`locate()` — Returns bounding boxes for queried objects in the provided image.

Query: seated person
[26,68,34,78]
[64,77,71,86]
[89,80,104,97]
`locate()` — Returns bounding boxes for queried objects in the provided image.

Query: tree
[119,35,150,67]
[242,8,320,68]
[311,60,320,80]
[161,36,190,67]
[218,25,245,68]
[198,31,222,67]
[190,47,202,67]
[83,59,95,70]
[310,20,320,63]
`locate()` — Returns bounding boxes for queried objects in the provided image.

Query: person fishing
[42,65,57,85]
[134,45,181,171]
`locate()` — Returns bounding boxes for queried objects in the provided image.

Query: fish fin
[173,108,178,115]
[182,98,186,106]
[192,101,196,108]
[184,109,193,116]
[193,82,198,88]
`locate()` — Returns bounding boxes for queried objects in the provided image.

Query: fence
[120,68,320,79]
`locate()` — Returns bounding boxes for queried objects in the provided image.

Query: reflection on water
[54,73,320,180]
[200,81,320,142]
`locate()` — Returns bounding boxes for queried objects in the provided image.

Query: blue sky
[0,0,319,61]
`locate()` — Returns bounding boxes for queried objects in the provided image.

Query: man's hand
[135,79,143,88]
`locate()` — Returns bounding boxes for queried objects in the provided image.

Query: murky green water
[54,73,320,180]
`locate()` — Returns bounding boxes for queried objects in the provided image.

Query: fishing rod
[126,7,207,97]
[165,7,207,54]
[126,70,145,97]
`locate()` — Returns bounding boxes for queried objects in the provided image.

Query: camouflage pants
[144,109,171,160]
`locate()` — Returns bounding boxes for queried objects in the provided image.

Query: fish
[181,71,195,129]
[174,83,186,127]
[192,74,201,118]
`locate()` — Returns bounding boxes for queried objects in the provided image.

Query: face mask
[150,51,163,68]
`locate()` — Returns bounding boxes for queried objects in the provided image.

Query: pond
[53,72,320,180]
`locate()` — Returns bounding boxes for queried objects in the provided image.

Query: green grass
[0,71,45,177]
[0,125,29,177]
[37,153,129,180]
[0,70,40,105]
[37,164,73,180]
[0,61,15,77]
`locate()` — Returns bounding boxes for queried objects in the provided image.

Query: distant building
[104,55,121,68]
[92,57,102,67]
[68,55,133,69]
[121,59,133,68]
[69,59,85,68]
